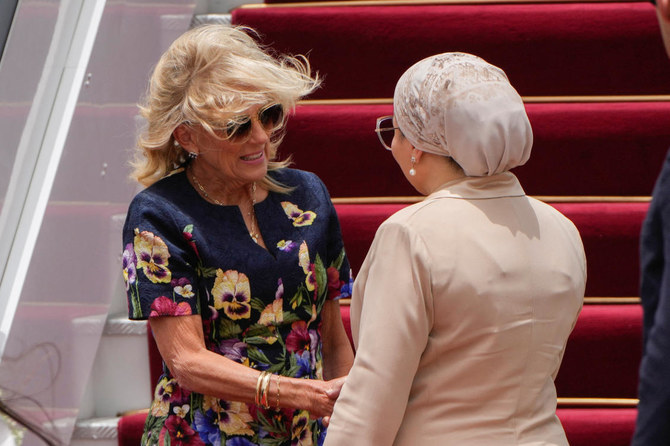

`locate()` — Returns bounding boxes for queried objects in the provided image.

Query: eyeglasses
[375,115,401,151]
[223,103,285,143]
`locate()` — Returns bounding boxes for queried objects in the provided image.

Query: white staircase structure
[0,0,234,443]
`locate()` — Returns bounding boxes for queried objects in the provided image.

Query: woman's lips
[241,151,264,162]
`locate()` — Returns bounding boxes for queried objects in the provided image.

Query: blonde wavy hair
[130,25,320,189]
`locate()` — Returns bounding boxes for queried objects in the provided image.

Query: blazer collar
[427,171,526,201]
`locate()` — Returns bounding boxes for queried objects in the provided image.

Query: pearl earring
[409,155,416,176]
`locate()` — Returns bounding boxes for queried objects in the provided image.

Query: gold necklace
[191,174,260,244]
[248,182,259,244]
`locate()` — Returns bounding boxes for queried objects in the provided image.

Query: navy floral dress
[122,167,352,446]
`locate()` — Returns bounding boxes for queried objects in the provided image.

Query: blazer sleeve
[633,149,670,445]
[324,220,433,446]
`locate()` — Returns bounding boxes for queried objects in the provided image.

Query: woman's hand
[307,376,346,424]
[322,376,346,426]
[283,375,347,420]
[326,376,346,400]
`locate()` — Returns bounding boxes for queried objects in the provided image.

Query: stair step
[71,417,118,445]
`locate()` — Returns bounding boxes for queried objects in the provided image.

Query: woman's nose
[247,118,270,144]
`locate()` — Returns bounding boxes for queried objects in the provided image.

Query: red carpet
[280,102,670,197]
[336,202,647,297]
[232,2,667,98]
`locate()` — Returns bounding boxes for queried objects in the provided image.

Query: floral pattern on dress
[134,228,172,283]
[173,277,195,298]
[127,228,347,445]
[162,415,204,446]
[150,296,193,317]
[124,171,350,446]
[277,240,297,252]
[281,202,316,227]
[123,245,137,290]
[212,270,253,320]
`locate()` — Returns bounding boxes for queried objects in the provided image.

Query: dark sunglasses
[375,115,401,151]
[224,103,285,142]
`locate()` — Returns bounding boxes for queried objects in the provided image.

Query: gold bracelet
[260,371,272,409]
[266,373,274,408]
[275,374,281,409]
[255,371,268,407]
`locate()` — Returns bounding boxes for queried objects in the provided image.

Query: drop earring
[409,155,416,176]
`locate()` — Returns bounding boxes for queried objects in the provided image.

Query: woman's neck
[187,163,252,206]
[418,154,466,195]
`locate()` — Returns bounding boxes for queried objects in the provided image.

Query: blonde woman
[325,53,586,445]
[122,25,353,445]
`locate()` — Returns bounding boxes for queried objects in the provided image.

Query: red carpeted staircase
[232,1,668,98]
[117,0,667,443]
[280,102,670,198]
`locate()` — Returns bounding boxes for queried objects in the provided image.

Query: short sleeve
[314,174,353,301]
[122,193,201,320]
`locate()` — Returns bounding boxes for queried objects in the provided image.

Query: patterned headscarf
[393,52,533,177]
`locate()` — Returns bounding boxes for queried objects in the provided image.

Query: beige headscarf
[393,52,533,177]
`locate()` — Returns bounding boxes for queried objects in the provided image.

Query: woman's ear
[411,147,424,162]
[173,124,197,153]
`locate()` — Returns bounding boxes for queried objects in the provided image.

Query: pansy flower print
[151,377,185,417]
[122,244,137,290]
[286,321,317,357]
[259,296,283,326]
[193,409,221,444]
[123,242,142,318]
[162,415,205,446]
[298,241,310,274]
[219,339,247,363]
[193,401,254,443]
[173,404,190,418]
[298,241,318,294]
[211,269,252,320]
[134,228,171,283]
[182,224,200,258]
[258,280,284,344]
[326,267,345,300]
[291,410,314,446]
[281,202,316,227]
[219,401,255,436]
[172,277,195,298]
[150,296,192,318]
[277,239,297,252]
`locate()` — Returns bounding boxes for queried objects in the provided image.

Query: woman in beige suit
[324,53,586,445]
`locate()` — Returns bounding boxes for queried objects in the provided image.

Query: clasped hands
[312,376,346,427]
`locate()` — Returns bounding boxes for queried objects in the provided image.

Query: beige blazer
[325,173,586,446]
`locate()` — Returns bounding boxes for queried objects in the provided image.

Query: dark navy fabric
[633,148,670,445]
